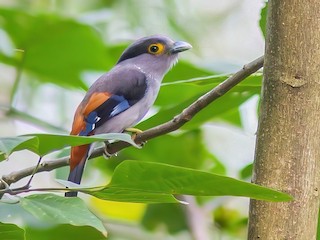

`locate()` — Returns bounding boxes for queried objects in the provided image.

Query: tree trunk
[248,1,320,239]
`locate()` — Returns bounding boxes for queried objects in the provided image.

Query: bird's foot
[103,128,146,159]
[125,128,146,148]
[103,142,118,159]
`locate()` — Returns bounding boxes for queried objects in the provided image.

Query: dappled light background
[0,0,265,239]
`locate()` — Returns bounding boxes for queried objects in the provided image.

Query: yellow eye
[148,43,164,55]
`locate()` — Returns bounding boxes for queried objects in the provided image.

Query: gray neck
[119,53,178,81]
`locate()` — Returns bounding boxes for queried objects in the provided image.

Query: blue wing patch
[81,94,131,135]
[80,111,99,136]
[109,95,130,117]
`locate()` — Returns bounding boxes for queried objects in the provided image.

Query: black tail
[65,158,86,197]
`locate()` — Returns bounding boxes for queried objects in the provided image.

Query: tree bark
[248,1,320,239]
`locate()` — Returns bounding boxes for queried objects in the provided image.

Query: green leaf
[162,73,262,87]
[0,133,136,157]
[0,197,106,239]
[120,130,225,174]
[138,74,262,130]
[0,8,111,89]
[164,61,214,83]
[139,88,259,131]
[157,74,262,107]
[0,136,38,161]
[19,194,106,234]
[0,200,38,226]
[259,2,268,38]
[214,107,242,126]
[142,204,188,233]
[94,161,292,202]
[182,88,259,130]
[89,189,181,204]
[25,224,107,240]
[24,133,138,156]
[0,222,25,240]
[214,206,247,232]
[240,163,253,180]
[0,8,213,90]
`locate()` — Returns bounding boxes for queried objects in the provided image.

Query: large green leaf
[24,133,138,156]
[90,189,180,204]
[0,8,111,89]
[0,199,38,226]
[90,161,292,202]
[0,196,106,239]
[0,133,136,159]
[0,222,25,240]
[0,136,38,161]
[25,224,107,240]
[19,194,106,234]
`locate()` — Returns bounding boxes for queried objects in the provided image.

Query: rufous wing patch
[83,92,111,116]
[70,106,85,135]
[70,92,111,136]
[69,92,111,170]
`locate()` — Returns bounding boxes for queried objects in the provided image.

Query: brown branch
[1,56,264,188]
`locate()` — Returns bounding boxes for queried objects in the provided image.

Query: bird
[65,35,192,197]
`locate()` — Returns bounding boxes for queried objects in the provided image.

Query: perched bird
[65,35,192,197]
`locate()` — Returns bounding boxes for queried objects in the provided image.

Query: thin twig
[0,56,264,189]
[5,186,96,195]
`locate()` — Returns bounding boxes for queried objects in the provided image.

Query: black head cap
[116,35,174,64]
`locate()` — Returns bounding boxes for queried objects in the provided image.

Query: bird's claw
[125,128,146,147]
[103,128,146,158]
[136,140,147,148]
[103,143,117,159]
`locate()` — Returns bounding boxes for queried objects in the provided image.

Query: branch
[1,56,264,188]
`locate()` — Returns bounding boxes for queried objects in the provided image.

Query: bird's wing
[69,70,147,171]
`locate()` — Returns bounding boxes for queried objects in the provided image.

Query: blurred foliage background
[0,0,266,239]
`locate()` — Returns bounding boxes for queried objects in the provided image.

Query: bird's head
[117,35,192,78]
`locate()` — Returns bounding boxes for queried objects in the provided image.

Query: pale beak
[170,41,192,54]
